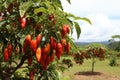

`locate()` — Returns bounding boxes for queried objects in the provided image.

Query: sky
[61,0,120,42]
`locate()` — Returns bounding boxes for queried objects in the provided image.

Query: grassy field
[60,58,120,80]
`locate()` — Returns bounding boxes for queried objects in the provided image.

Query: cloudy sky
[61,0,120,42]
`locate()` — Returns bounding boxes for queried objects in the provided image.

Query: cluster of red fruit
[22,24,70,70]
[23,25,71,79]
[74,47,106,64]
[85,47,106,60]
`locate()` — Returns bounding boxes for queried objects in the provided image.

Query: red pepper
[21,17,26,29]
[36,47,41,64]
[56,43,63,60]
[3,48,9,62]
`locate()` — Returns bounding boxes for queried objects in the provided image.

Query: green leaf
[66,13,76,19]
[66,13,92,25]
[67,0,71,4]
[74,22,81,39]
[112,35,120,39]
[52,0,63,10]
[19,1,33,17]
[34,7,46,14]
[75,17,92,24]
[81,17,92,24]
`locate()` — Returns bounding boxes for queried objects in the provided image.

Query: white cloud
[72,13,120,42]
[61,0,120,17]
[61,0,120,42]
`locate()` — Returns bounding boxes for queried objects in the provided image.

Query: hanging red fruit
[21,17,26,29]
[30,39,37,53]
[3,48,9,62]
[36,34,42,45]
[36,47,41,64]
[7,43,12,57]
[56,43,63,60]
[28,56,32,66]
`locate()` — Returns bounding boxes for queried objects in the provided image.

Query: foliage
[74,45,106,72]
[109,55,118,66]
[0,0,91,79]
[108,35,120,52]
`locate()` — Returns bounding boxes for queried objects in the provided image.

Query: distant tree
[108,35,120,52]
[74,43,106,72]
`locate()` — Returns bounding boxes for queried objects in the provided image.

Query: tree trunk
[92,57,95,73]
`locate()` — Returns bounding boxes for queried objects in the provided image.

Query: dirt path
[73,71,120,80]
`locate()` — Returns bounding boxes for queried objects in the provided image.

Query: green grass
[61,58,120,80]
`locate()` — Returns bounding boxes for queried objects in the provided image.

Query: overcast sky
[61,0,120,42]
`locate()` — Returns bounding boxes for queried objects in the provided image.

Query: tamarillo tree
[74,46,106,72]
[0,0,91,79]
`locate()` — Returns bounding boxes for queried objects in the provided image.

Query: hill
[74,41,109,46]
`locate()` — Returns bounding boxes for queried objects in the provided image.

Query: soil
[73,71,120,80]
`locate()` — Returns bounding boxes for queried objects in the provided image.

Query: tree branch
[10,54,28,76]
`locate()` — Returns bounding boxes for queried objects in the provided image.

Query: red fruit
[65,42,71,54]
[56,43,63,60]
[40,53,46,67]
[62,25,67,38]
[7,43,12,56]
[28,56,32,66]
[21,17,26,29]
[60,38,67,47]
[41,43,50,67]
[50,53,54,62]
[53,39,57,50]
[0,17,2,21]
[25,34,32,44]
[42,43,50,55]
[36,47,41,64]
[66,25,70,34]
[3,48,9,62]
[36,34,42,45]
[30,39,37,53]
[61,25,70,38]
[23,35,31,53]
[49,14,54,21]
[43,56,51,70]
[29,71,34,80]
